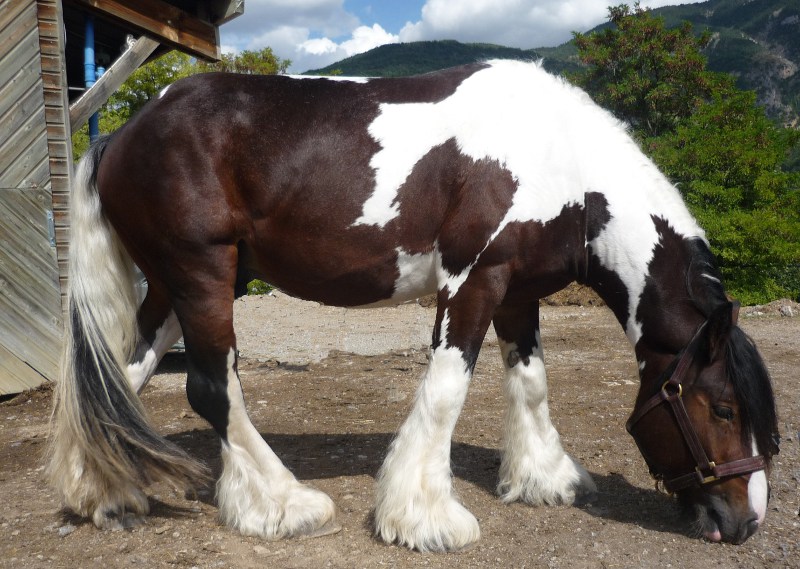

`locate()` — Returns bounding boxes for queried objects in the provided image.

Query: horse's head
[628,300,779,543]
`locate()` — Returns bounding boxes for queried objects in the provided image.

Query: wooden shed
[0,0,243,395]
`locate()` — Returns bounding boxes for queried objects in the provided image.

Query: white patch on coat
[353,248,438,308]
[354,102,452,227]
[748,438,768,525]
[434,247,476,299]
[127,311,182,393]
[158,84,171,99]
[391,248,438,302]
[287,74,371,83]
[349,60,704,335]
[216,349,336,538]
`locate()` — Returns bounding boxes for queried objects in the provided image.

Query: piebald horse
[49,60,778,550]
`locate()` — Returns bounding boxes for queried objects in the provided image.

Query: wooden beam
[205,0,245,25]
[69,35,160,131]
[65,0,220,61]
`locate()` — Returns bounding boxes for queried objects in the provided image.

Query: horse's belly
[355,249,438,307]
[247,238,439,308]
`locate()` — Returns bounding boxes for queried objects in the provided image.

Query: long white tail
[48,137,206,526]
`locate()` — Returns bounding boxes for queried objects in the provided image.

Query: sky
[219,0,707,73]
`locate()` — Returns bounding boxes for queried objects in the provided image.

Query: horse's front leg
[375,270,504,552]
[493,302,597,505]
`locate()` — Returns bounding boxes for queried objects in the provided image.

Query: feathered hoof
[498,454,597,506]
[218,478,338,541]
[89,488,150,530]
[92,509,148,530]
[277,483,339,539]
[374,496,481,552]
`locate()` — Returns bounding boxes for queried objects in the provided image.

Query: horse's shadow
[166,429,689,539]
[158,351,685,536]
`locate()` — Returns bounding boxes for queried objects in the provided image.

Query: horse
[48,60,779,551]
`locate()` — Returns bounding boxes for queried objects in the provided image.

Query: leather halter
[625,304,767,493]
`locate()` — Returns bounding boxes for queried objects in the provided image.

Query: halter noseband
[625,305,767,494]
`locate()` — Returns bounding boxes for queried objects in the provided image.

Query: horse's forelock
[725,327,779,459]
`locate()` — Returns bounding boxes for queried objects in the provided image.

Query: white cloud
[219,0,706,73]
[400,0,706,49]
[301,37,339,57]
[293,24,398,71]
[224,0,357,39]
[220,0,398,72]
[341,24,399,57]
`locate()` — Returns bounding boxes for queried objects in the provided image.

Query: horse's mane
[686,240,779,458]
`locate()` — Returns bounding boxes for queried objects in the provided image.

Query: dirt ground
[1,292,798,569]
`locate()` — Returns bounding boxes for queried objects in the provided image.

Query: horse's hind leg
[128,284,182,393]
[493,302,596,505]
[171,246,336,539]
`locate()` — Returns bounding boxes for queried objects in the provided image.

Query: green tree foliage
[571,2,727,139]
[195,47,290,75]
[73,51,195,157]
[646,90,800,304]
[111,51,196,120]
[573,4,800,303]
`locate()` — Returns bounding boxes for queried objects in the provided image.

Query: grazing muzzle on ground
[681,472,767,544]
[627,302,777,544]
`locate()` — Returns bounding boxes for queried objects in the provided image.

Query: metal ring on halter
[661,380,682,398]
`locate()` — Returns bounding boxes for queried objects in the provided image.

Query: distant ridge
[304,0,800,124]
[305,40,542,78]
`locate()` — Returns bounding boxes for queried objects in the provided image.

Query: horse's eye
[712,405,734,421]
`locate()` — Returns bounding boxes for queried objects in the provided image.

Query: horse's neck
[581,188,707,350]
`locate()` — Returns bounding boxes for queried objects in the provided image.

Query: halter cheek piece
[625,303,767,494]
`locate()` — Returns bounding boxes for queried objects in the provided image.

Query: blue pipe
[85,15,99,142]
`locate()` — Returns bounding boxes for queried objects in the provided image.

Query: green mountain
[305,40,542,78]
[305,0,800,125]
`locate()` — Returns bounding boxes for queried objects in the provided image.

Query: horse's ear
[704,301,736,362]
[685,241,726,316]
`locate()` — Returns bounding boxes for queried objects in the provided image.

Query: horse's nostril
[746,517,760,534]
[735,517,760,544]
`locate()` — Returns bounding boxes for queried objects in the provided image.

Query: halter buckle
[695,462,718,485]
[654,476,672,496]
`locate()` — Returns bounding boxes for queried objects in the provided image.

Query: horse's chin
[693,504,723,542]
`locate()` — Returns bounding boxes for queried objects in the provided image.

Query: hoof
[568,457,598,505]
[297,519,342,539]
[375,497,481,552]
[91,488,150,530]
[91,489,150,530]
[93,510,147,530]
[572,486,598,506]
[218,477,338,541]
[499,454,597,506]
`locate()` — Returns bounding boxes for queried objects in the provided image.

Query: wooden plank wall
[38,0,73,302]
[0,0,65,394]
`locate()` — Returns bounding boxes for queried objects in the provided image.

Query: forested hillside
[307,0,800,126]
